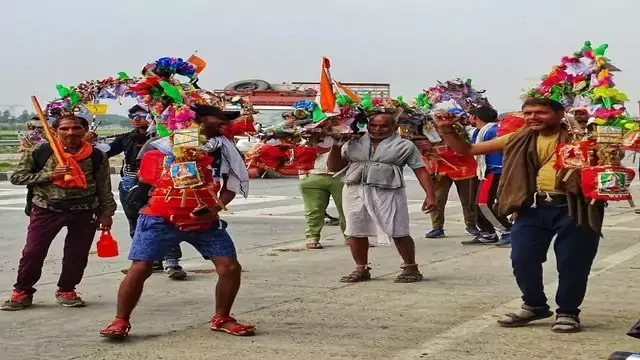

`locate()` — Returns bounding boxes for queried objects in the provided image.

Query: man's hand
[422,192,437,214]
[414,140,432,154]
[97,215,113,231]
[170,207,220,231]
[51,164,71,180]
[433,112,459,132]
[190,206,220,221]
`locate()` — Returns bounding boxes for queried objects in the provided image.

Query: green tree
[16,110,31,123]
[0,110,11,123]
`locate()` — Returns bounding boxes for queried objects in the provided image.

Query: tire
[264,170,282,178]
[224,80,271,91]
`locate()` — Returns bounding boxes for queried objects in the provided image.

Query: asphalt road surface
[1,174,640,360]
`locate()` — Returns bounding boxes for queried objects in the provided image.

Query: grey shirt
[337,133,424,189]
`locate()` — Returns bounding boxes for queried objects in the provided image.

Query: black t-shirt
[106,130,152,177]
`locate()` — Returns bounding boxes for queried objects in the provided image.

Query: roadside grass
[0,161,15,171]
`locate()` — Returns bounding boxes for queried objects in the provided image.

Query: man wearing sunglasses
[105,105,186,280]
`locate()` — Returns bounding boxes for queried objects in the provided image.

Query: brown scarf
[496,127,605,234]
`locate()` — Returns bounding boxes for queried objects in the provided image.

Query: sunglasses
[128,113,149,120]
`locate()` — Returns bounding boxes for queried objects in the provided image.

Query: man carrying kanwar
[434,97,603,333]
[100,104,254,338]
[2,114,116,311]
[327,111,436,283]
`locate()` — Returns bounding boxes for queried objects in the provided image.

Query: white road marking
[227,195,296,206]
[0,189,28,196]
[225,203,334,217]
[602,213,638,226]
[390,241,640,360]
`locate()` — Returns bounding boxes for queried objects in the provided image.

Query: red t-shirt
[138,149,222,225]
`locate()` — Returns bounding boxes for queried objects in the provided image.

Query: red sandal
[210,314,256,336]
[100,318,131,339]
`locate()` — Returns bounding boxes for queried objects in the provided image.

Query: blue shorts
[129,214,237,261]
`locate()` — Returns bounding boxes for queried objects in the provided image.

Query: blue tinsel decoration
[292,100,316,111]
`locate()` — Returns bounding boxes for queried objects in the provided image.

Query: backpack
[122,179,152,219]
[25,143,104,216]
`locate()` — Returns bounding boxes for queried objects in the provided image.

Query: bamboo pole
[30,96,72,181]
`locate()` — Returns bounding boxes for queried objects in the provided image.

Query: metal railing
[0,137,118,147]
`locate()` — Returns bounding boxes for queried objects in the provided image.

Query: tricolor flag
[335,81,361,103]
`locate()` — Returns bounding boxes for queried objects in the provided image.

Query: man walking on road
[462,106,512,247]
[299,136,345,249]
[2,115,116,311]
[422,121,479,239]
[100,104,254,338]
[106,104,186,280]
[434,98,603,333]
[328,112,436,283]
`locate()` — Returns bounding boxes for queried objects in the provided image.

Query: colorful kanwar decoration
[525,41,636,204]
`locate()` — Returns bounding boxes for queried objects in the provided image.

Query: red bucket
[96,231,119,258]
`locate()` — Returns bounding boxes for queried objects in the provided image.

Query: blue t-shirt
[471,125,503,174]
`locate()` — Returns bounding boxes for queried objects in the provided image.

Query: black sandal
[497,305,553,327]
[394,265,423,283]
[340,267,371,283]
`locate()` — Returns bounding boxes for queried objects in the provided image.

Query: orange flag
[188,54,207,74]
[319,57,336,113]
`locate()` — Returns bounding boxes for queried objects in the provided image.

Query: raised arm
[327,143,348,173]
[434,113,507,156]
[105,134,126,158]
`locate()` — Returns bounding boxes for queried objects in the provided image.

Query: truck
[216,80,391,153]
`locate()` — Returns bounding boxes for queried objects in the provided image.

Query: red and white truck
[216,80,391,153]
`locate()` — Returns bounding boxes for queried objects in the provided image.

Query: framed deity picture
[170,161,203,188]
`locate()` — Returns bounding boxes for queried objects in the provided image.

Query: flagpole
[30,96,72,181]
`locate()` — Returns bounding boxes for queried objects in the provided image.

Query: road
[1,174,640,359]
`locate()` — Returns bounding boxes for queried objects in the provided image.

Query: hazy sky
[2,0,640,114]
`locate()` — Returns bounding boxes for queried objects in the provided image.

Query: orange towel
[52,140,93,189]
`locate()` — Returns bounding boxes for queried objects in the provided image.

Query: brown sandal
[497,305,553,327]
[551,314,581,333]
[340,266,372,283]
[394,264,423,283]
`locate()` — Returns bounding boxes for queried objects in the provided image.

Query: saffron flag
[187,54,207,74]
[318,57,337,113]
